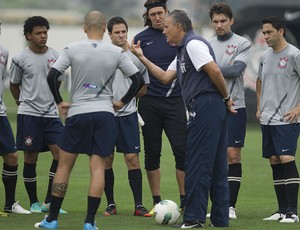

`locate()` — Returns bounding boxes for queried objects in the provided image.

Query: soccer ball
[154,200,180,225]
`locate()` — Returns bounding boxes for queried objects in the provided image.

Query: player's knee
[3,152,18,166]
[173,147,185,171]
[145,152,161,171]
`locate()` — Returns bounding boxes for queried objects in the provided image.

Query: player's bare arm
[202,61,236,114]
[256,77,262,120]
[131,39,176,84]
[9,82,21,106]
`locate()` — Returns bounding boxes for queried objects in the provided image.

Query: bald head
[84,11,106,30]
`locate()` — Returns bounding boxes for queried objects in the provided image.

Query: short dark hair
[107,16,128,33]
[262,16,286,37]
[168,10,193,32]
[23,16,50,40]
[143,0,168,27]
[209,3,233,20]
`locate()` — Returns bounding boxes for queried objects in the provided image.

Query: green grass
[1,89,300,229]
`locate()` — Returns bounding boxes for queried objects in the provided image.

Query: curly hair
[143,0,168,27]
[23,16,50,41]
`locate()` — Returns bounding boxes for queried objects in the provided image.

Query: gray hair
[167,10,193,32]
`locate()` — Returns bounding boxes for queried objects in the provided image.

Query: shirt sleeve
[186,40,214,71]
[167,57,177,71]
[10,56,22,84]
[52,47,71,73]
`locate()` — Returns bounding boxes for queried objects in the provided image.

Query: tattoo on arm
[52,183,68,197]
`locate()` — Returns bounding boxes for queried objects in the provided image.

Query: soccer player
[256,16,300,223]
[9,16,66,214]
[34,11,145,229]
[209,3,251,219]
[134,0,186,212]
[131,9,235,228]
[103,16,151,217]
[0,21,30,215]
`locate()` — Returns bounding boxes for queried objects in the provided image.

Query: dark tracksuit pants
[183,93,229,227]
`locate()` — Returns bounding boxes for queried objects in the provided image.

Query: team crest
[47,58,56,69]
[277,57,288,69]
[24,136,33,146]
[226,45,236,56]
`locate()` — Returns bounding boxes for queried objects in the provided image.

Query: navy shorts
[16,114,63,152]
[58,112,117,156]
[115,112,140,153]
[261,124,300,158]
[227,108,246,147]
[0,116,17,155]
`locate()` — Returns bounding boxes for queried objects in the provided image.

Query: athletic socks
[85,196,101,225]
[44,159,58,204]
[128,169,143,207]
[2,163,18,207]
[228,163,242,208]
[153,195,161,205]
[46,195,64,222]
[23,162,39,205]
[271,163,288,213]
[282,161,299,214]
[180,195,185,209]
[104,168,115,205]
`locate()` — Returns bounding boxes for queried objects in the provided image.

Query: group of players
[0,0,299,229]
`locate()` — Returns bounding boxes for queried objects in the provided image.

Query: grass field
[0,89,300,229]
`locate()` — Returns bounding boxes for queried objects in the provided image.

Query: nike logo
[27,64,33,67]
[282,149,290,152]
[284,11,300,21]
[235,140,242,144]
[146,41,154,45]
[181,223,202,228]
[134,146,140,149]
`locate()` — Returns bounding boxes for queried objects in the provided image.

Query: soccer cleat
[149,204,157,215]
[4,201,31,214]
[134,205,151,217]
[34,218,58,229]
[280,212,299,223]
[30,202,42,213]
[84,223,99,230]
[103,204,117,216]
[263,211,285,221]
[229,207,237,219]
[41,202,68,214]
[0,211,9,217]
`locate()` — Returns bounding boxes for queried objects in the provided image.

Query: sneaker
[4,201,31,214]
[263,211,285,221]
[41,202,68,214]
[31,202,42,213]
[34,218,58,229]
[280,212,299,223]
[134,205,151,217]
[103,204,117,216]
[84,223,99,230]
[229,207,237,219]
[180,221,204,228]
